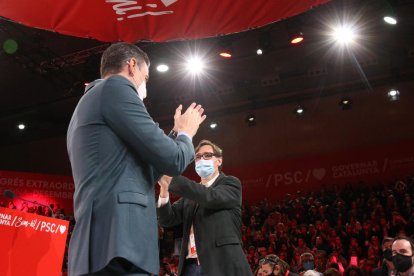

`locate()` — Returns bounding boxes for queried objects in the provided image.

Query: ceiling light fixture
[156,64,169,72]
[387,89,400,101]
[295,105,305,117]
[383,16,397,25]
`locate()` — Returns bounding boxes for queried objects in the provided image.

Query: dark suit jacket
[158,173,253,276]
[67,75,195,276]
[372,262,390,276]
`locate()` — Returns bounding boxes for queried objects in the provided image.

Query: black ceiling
[0,0,413,145]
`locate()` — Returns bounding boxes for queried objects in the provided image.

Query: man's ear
[274,264,281,275]
[126,58,137,74]
[216,157,223,167]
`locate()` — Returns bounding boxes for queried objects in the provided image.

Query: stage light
[219,51,232,58]
[332,25,356,45]
[245,114,256,127]
[387,89,400,101]
[186,57,204,74]
[339,98,352,110]
[295,105,305,117]
[209,122,218,129]
[17,124,25,130]
[217,39,233,59]
[290,33,304,45]
[286,18,304,46]
[383,16,397,25]
[156,64,169,72]
[256,49,263,55]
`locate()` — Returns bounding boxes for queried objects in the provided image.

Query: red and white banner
[2,140,414,211]
[0,207,69,276]
[0,0,331,42]
[223,140,414,203]
[0,171,74,215]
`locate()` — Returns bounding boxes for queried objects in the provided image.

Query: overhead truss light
[295,105,305,117]
[387,89,400,101]
[383,16,397,25]
[245,114,256,127]
[209,122,218,129]
[156,64,169,72]
[290,32,304,45]
[339,98,352,110]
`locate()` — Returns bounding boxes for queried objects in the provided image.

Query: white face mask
[137,81,147,101]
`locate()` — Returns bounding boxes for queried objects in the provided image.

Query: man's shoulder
[218,173,241,184]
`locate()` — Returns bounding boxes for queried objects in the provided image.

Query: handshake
[172,103,206,138]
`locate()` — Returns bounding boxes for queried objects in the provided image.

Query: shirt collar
[205,173,220,187]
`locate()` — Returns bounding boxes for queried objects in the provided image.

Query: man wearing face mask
[67,42,206,275]
[373,237,396,276]
[299,252,320,275]
[391,236,414,276]
[157,140,252,276]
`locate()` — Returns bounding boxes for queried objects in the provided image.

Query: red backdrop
[1,140,414,213]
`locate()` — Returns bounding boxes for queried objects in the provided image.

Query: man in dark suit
[157,140,253,276]
[372,237,395,276]
[67,42,206,276]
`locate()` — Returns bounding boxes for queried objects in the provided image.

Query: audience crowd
[3,176,414,275]
[159,177,414,275]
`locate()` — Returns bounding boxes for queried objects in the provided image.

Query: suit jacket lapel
[210,172,225,189]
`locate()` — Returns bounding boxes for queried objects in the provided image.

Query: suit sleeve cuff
[177,131,192,142]
[157,195,170,208]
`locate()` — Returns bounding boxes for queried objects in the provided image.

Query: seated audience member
[299,252,315,274]
[372,236,395,276]
[303,270,322,276]
[255,254,299,276]
[391,236,414,276]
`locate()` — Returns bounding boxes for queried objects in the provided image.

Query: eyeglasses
[195,152,217,161]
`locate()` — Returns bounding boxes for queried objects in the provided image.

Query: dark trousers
[182,259,203,276]
[84,257,152,276]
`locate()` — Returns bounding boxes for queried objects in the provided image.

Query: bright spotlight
[387,89,400,101]
[156,64,169,72]
[219,52,232,58]
[295,105,305,117]
[245,114,256,127]
[290,33,304,45]
[332,25,356,44]
[209,122,218,129]
[186,57,204,74]
[17,124,25,130]
[256,49,263,55]
[339,98,352,110]
[383,16,397,25]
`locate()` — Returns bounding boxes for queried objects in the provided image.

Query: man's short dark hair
[382,236,394,245]
[393,236,414,251]
[195,140,223,157]
[100,42,150,78]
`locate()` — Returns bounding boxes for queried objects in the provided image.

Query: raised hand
[173,103,206,137]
